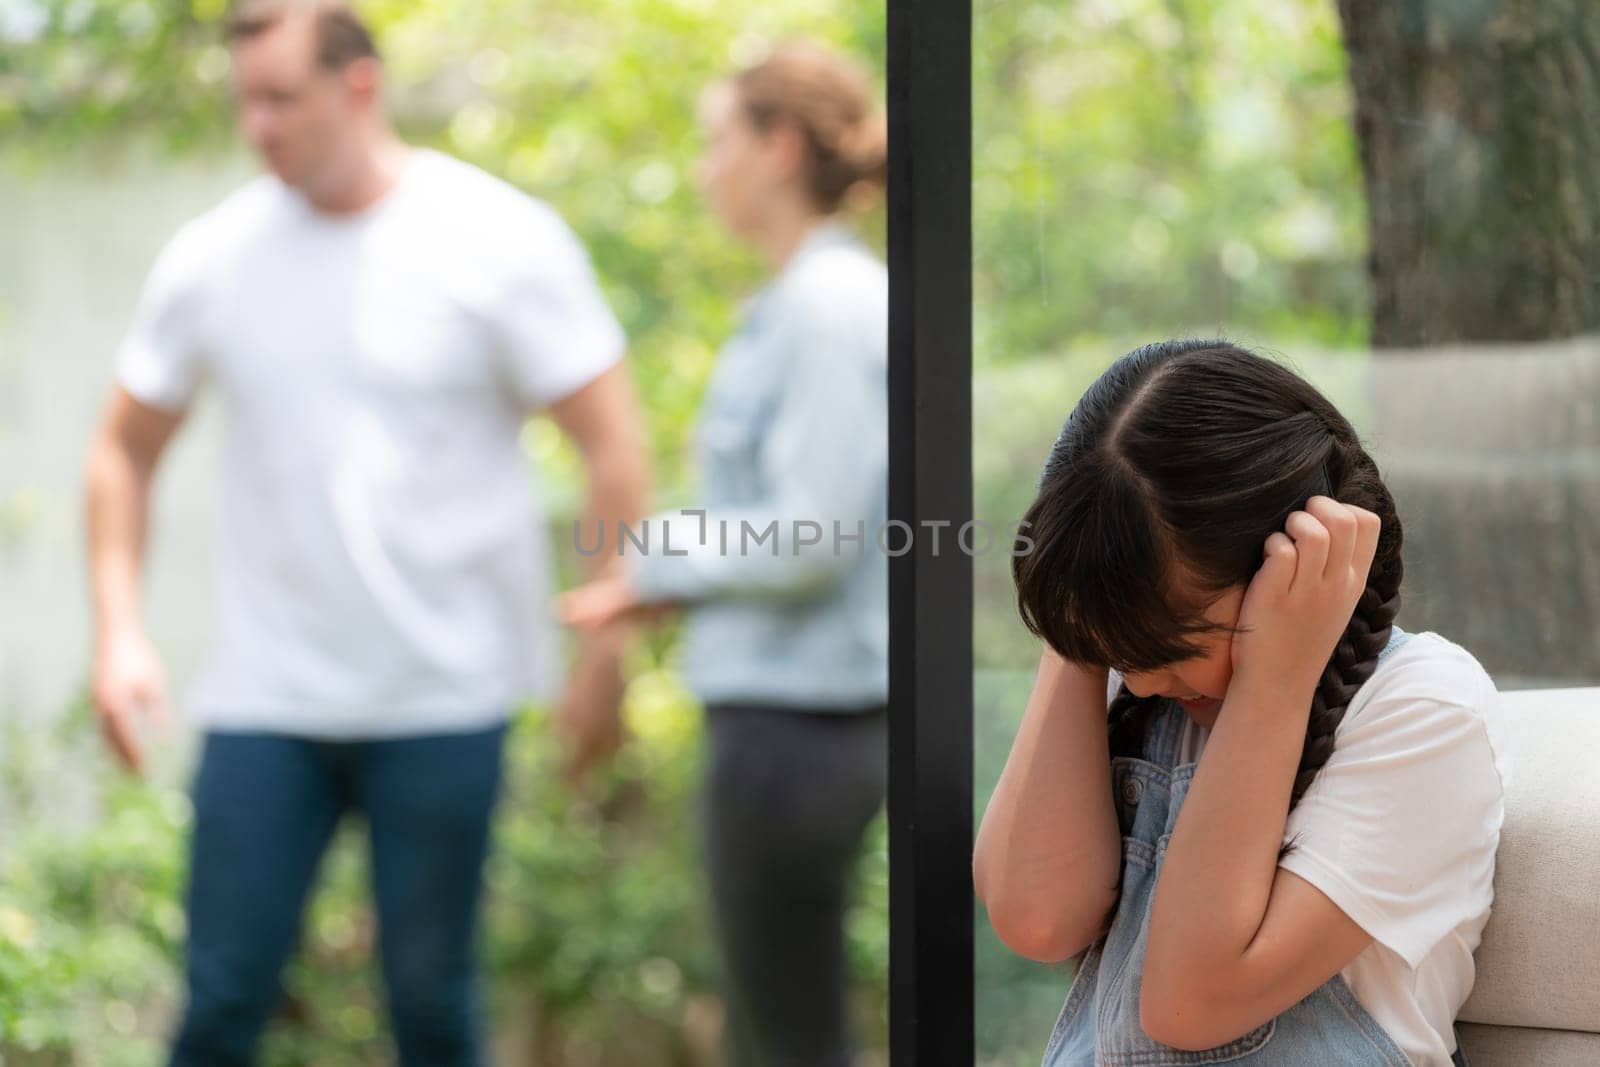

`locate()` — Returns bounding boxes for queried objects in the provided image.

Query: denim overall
[1042,628,1466,1066]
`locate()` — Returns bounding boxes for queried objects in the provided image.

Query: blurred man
[83,1,648,1063]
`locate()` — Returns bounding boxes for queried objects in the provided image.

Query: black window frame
[886,2,974,1064]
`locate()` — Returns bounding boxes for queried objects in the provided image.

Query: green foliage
[0,672,889,1066]
[0,0,233,154]
[0,714,187,1067]
[974,0,1367,364]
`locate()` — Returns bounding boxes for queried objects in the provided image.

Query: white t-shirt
[1124,632,1510,1066]
[115,147,626,738]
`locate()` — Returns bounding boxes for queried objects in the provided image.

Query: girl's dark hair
[1013,339,1403,810]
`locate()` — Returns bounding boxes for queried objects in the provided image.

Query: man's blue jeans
[168,722,508,1067]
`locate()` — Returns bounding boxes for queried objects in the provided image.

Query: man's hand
[553,625,630,784]
[91,628,171,773]
[85,388,185,774]
[1230,495,1381,690]
[553,576,675,784]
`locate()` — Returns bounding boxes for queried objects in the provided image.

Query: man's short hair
[225,0,379,70]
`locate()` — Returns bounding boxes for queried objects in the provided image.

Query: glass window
[974,0,1600,1060]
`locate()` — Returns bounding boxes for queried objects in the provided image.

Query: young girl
[974,340,1510,1066]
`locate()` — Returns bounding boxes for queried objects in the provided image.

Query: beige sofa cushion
[1457,1023,1600,1064]
[1457,686,1600,1044]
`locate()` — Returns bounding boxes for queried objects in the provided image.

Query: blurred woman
[561,39,888,1067]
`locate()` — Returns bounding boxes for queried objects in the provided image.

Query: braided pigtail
[1287,436,1405,810]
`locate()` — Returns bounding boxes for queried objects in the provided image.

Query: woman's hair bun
[733,39,886,213]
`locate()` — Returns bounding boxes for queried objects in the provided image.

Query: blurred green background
[0,0,1372,1064]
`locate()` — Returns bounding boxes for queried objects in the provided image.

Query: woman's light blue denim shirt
[626,220,888,709]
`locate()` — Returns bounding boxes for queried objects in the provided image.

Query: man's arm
[542,361,653,781]
[84,387,186,772]
[545,361,652,582]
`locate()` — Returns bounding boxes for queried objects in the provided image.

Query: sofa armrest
[1458,687,1600,1033]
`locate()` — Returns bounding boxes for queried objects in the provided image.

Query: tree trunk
[1337,0,1600,345]
[1338,2,1600,683]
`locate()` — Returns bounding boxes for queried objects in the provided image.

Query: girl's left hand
[1229,496,1381,691]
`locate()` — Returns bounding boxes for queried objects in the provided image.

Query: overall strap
[1140,700,1190,767]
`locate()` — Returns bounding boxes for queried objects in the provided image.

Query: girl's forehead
[1160,569,1243,622]
[1196,584,1245,622]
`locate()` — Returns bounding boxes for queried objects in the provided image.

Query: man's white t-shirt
[115,147,626,738]
[1116,632,1511,1066]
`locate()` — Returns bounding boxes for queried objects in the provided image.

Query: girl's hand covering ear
[1229,496,1381,690]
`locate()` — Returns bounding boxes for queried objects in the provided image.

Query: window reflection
[975,1,1600,1061]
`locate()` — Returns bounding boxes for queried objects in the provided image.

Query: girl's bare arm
[1141,499,1380,1049]
[973,648,1121,961]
